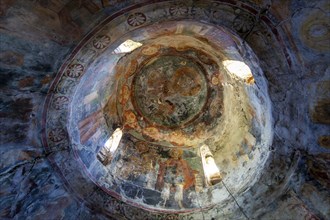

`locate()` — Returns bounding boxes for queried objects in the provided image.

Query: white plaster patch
[83,91,98,104]
[211,188,230,203]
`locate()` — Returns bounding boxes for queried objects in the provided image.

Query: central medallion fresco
[132,55,208,128]
[113,43,225,147]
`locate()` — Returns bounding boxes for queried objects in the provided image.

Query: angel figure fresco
[156,149,197,209]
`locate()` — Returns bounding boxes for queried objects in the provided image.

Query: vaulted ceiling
[0,0,329,219]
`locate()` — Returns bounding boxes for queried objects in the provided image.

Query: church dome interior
[0,0,329,219]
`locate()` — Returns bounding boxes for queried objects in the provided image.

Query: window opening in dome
[200,145,222,186]
[97,128,123,165]
[113,39,142,54]
[223,60,255,84]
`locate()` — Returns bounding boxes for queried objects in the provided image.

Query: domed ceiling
[43,1,275,217]
[0,0,327,219]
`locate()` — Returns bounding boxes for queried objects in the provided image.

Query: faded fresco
[65,16,273,211]
[110,140,203,209]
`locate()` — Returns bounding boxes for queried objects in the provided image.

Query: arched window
[200,145,222,186]
[97,128,123,165]
[223,60,255,84]
[113,39,142,54]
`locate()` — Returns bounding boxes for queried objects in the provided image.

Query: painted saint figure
[156,149,196,209]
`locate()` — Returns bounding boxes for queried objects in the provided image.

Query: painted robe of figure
[155,149,196,208]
